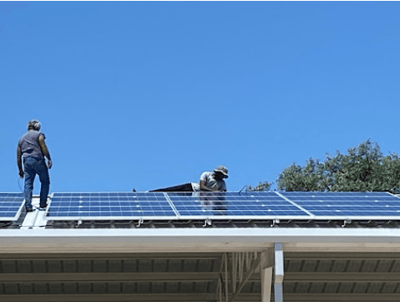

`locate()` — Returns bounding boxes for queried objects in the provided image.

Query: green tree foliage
[247,181,272,192]
[277,140,400,193]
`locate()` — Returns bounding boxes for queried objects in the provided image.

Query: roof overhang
[2,228,400,253]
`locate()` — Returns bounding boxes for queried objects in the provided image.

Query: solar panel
[167,191,313,219]
[0,193,25,221]
[281,192,400,219]
[45,192,177,220]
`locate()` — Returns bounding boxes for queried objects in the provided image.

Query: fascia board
[1,228,400,253]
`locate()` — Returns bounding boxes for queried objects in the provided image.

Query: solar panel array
[47,192,176,220]
[43,191,400,221]
[0,193,25,221]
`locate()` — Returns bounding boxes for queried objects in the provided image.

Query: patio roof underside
[0,251,400,302]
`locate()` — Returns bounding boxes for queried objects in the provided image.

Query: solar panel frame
[0,192,25,221]
[280,191,400,220]
[44,192,179,221]
[166,191,314,220]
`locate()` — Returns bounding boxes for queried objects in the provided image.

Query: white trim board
[1,228,400,253]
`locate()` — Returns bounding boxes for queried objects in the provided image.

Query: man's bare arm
[199,180,213,191]
[38,134,52,169]
[16,145,24,178]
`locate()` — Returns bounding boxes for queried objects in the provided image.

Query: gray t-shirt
[191,171,227,191]
[18,130,45,159]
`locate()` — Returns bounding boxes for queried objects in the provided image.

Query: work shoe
[38,204,47,211]
[26,208,33,213]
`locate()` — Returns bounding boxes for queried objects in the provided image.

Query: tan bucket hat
[214,166,228,178]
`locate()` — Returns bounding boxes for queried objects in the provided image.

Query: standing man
[17,120,52,212]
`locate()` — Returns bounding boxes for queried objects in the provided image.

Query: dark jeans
[23,157,50,209]
[150,183,194,192]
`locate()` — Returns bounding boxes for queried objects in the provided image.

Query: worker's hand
[19,170,24,178]
[47,159,53,169]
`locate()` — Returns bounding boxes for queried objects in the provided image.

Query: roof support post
[232,252,237,293]
[225,253,229,302]
[260,248,274,302]
[274,243,284,302]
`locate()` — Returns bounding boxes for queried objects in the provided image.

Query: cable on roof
[18,177,24,193]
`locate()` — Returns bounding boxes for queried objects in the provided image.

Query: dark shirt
[18,130,45,159]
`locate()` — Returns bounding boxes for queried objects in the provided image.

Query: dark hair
[27,120,41,131]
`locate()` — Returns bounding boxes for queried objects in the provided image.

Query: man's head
[213,166,228,180]
[27,120,41,131]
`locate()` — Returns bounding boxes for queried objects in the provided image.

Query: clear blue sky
[1,2,400,193]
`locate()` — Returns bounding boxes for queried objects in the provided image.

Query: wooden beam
[0,294,216,302]
[283,294,400,301]
[285,252,400,260]
[285,272,400,282]
[260,249,273,302]
[261,267,272,302]
[6,271,394,284]
[0,252,223,260]
[0,272,219,282]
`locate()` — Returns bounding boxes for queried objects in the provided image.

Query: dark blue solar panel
[281,192,400,217]
[46,191,400,221]
[168,192,312,218]
[46,192,177,220]
[0,193,25,221]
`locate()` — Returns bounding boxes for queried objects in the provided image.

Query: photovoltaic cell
[168,192,312,219]
[281,192,400,218]
[46,192,177,220]
[0,193,25,221]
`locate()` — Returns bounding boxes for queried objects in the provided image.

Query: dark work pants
[23,157,50,209]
